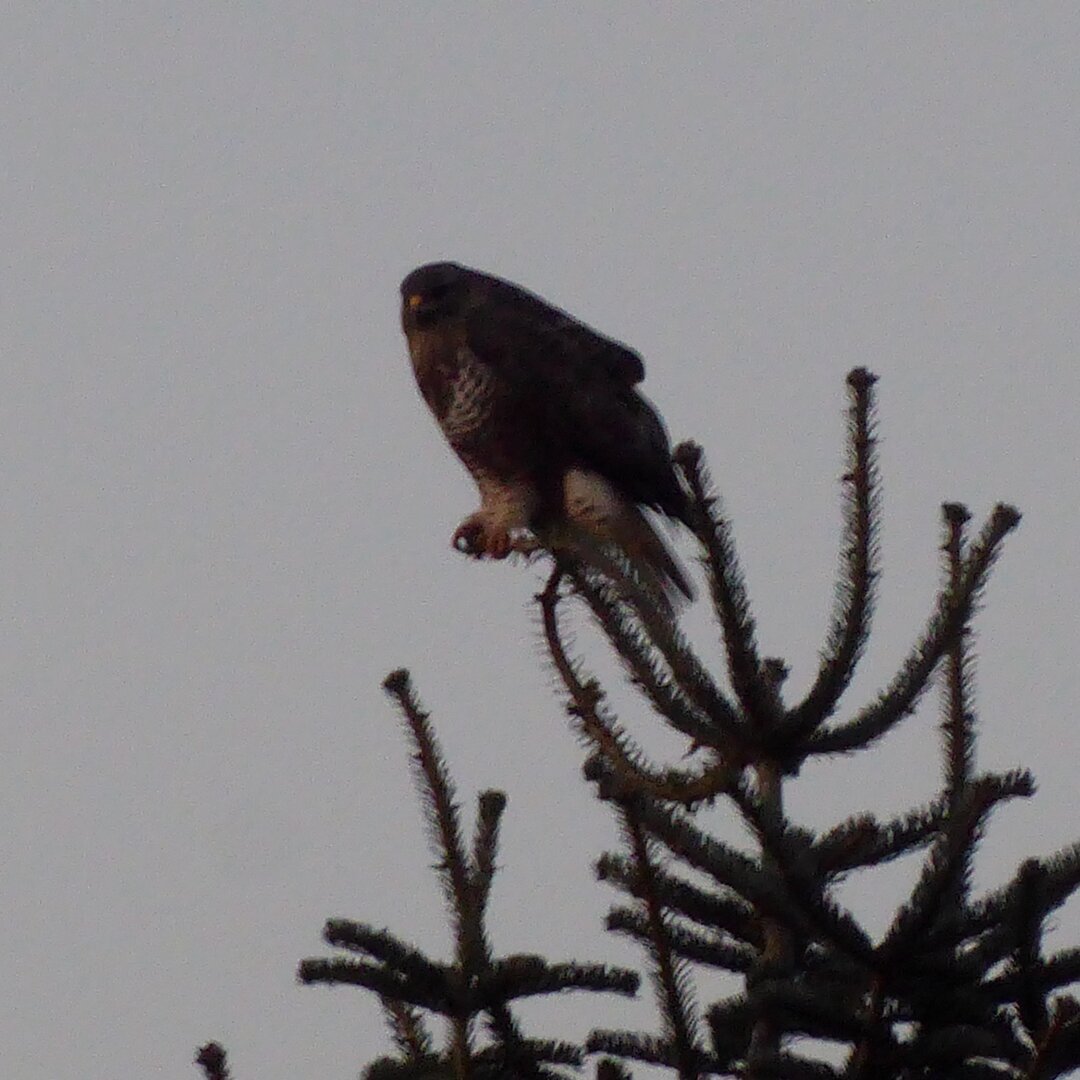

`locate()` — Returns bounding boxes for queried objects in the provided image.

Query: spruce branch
[298,955,452,1012]
[597,853,761,946]
[941,502,978,811]
[1027,995,1080,1078]
[617,799,705,1079]
[540,571,740,805]
[813,802,947,876]
[195,1043,231,1080]
[563,554,749,741]
[584,1031,726,1075]
[382,998,434,1061]
[784,366,881,738]
[566,566,743,751]
[631,796,873,965]
[382,670,476,966]
[1013,859,1052,1038]
[805,503,1022,757]
[595,1058,634,1080]
[471,790,506,917]
[880,771,1035,963]
[673,441,776,728]
[324,920,446,974]
[606,905,757,972]
[296,671,642,1078]
[743,1053,842,1079]
[966,845,1080,945]
[478,956,639,1004]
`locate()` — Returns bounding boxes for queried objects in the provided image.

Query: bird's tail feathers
[609,505,695,608]
[553,469,694,614]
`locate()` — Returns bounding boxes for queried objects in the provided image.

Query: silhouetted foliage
[201,371,1080,1078]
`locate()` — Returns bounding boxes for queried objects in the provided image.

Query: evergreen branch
[479,1037,583,1067]
[842,971,891,1078]
[585,1031,727,1075]
[606,905,758,972]
[925,1066,1022,1080]
[751,976,868,1041]
[323,920,447,984]
[923,923,1020,985]
[881,772,1033,962]
[1028,995,1080,1079]
[1012,860,1051,1038]
[362,1053,446,1080]
[744,1052,842,1079]
[987,948,1080,1003]
[471,790,506,917]
[974,845,1080,935]
[481,1003,583,1079]
[632,797,873,963]
[727,775,875,965]
[941,503,978,812]
[705,995,751,1066]
[813,801,947,876]
[743,761,799,1069]
[382,998,434,1060]
[629,800,786,914]
[365,1041,582,1080]
[568,567,744,750]
[563,552,749,742]
[585,1030,675,1067]
[478,955,639,1003]
[540,573,738,805]
[595,1059,634,1080]
[619,801,705,1079]
[382,671,478,974]
[805,503,1022,756]
[748,975,875,1043]
[674,441,777,728]
[784,367,881,738]
[584,714,739,808]
[597,853,762,946]
[937,844,1078,961]
[480,1002,535,1079]
[894,1024,1015,1070]
[298,956,451,1012]
[195,1043,231,1080]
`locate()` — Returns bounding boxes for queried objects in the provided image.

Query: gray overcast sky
[2,4,1078,1077]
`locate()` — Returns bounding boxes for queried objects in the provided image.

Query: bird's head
[400,262,479,331]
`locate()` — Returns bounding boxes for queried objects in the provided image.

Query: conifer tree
[199,370,1080,1079]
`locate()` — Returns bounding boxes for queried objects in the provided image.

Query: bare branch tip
[942,502,972,525]
[195,1043,230,1080]
[382,668,411,696]
[478,789,508,814]
[673,440,703,471]
[847,367,879,390]
[993,503,1023,530]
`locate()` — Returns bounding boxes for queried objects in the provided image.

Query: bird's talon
[452,520,486,557]
[486,531,513,560]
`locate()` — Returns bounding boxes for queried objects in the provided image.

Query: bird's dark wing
[467,278,689,520]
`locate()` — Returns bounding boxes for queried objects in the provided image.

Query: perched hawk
[400,261,694,603]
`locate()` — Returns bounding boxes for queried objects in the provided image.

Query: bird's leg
[451,513,488,557]
[451,513,517,559]
[453,478,536,560]
[451,512,513,558]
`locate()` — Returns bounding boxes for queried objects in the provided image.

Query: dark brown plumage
[400,261,693,602]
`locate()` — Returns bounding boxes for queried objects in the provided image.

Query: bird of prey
[400,261,694,603]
